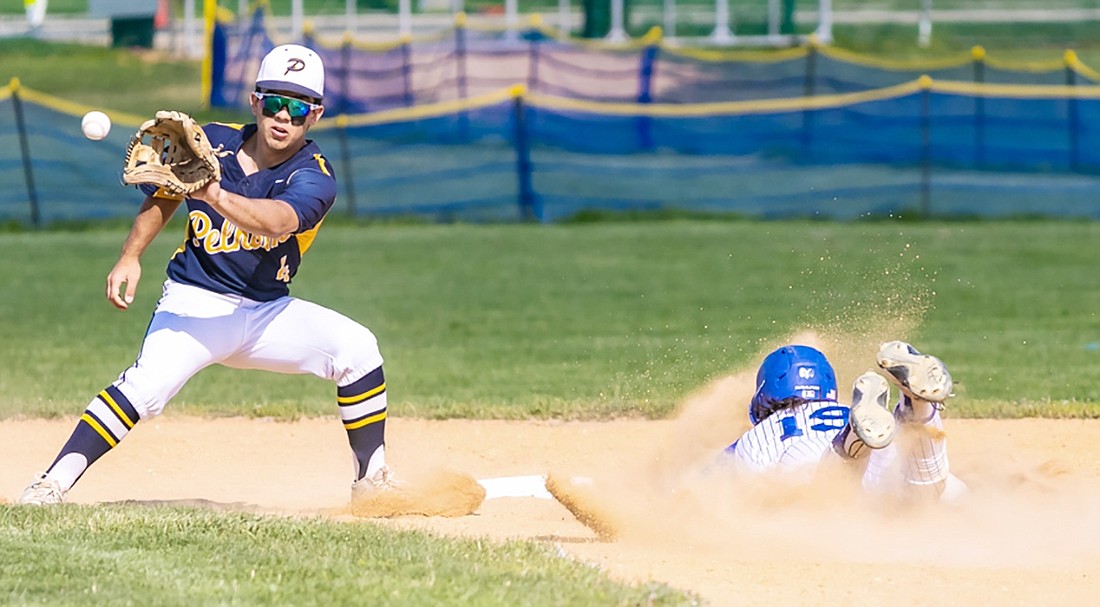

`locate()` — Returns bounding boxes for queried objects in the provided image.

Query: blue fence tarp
[4,9,1100,227]
[209,9,1098,114]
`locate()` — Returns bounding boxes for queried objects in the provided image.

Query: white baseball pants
[115,280,384,419]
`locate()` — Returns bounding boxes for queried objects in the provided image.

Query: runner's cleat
[833,371,895,459]
[876,341,953,404]
[849,371,896,449]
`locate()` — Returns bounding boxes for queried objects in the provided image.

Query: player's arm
[106,195,182,310]
[191,180,299,238]
[723,429,774,475]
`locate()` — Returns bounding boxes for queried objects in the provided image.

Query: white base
[477,475,552,500]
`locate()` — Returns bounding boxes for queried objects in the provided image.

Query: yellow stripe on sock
[81,413,117,448]
[337,383,386,405]
[343,410,386,431]
[99,390,135,429]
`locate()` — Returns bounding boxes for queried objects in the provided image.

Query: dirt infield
[4,408,1100,605]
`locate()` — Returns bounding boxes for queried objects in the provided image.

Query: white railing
[7,5,1100,58]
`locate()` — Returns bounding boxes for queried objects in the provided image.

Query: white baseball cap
[255,44,325,100]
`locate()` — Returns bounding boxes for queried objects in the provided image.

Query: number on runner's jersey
[778,405,850,441]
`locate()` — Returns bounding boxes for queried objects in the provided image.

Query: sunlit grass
[0,504,693,605]
[1,220,1098,420]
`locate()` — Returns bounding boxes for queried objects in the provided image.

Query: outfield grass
[0,504,691,605]
[0,39,250,124]
[1,220,1098,421]
[4,36,1097,422]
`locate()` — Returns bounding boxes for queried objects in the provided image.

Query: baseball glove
[122,110,228,198]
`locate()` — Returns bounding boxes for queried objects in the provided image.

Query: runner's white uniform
[725,397,966,499]
[725,400,849,475]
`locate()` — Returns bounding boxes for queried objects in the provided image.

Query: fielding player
[724,341,969,501]
[20,45,396,505]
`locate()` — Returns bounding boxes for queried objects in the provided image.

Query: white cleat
[876,341,953,404]
[350,465,401,501]
[849,371,896,450]
[19,472,67,505]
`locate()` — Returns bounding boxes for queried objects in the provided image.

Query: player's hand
[106,256,142,310]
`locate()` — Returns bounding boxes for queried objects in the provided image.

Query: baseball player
[20,44,395,506]
[723,341,968,501]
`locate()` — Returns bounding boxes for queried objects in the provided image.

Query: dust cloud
[551,328,1100,571]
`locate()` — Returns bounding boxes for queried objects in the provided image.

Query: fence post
[972,45,985,168]
[637,30,659,103]
[919,75,932,219]
[302,23,314,50]
[801,37,818,157]
[209,13,228,107]
[227,7,266,107]
[1066,50,1080,172]
[334,34,357,216]
[455,13,470,141]
[339,34,352,114]
[10,79,41,228]
[512,86,539,222]
[527,36,540,93]
[335,115,358,218]
[634,30,660,151]
[401,36,414,107]
[455,13,468,101]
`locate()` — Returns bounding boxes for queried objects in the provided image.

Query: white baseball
[81,111,111,141]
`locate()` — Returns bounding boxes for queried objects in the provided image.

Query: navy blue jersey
[143,123,337,301]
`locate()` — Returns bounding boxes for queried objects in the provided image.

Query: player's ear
[308,105,324,126]
[248,92,262,116]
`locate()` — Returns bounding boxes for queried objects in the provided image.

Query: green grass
[1,40,1098,420]
[1,220,1099,421]
[3,0,85,14]
[10,0,1100,14]
[0,504,692,605]
[1,1,325,16]
[831,21,1100,60]
[0,38,249,123]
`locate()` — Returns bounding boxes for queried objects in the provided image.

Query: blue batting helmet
[749,345,838,424]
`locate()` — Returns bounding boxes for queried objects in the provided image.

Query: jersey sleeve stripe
[152,186,185,202]
[296,217,325,254]
[312,153,331,176]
